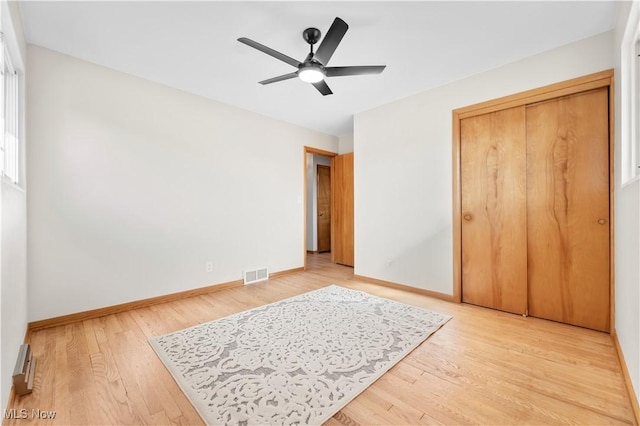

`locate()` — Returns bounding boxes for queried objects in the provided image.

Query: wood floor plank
[5,253,636,425]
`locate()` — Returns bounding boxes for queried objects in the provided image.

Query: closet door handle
[597,218,607,225]
[463,213,473,221]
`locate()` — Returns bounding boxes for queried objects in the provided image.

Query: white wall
[1,1,28,411]
[354,31,614,294]
[338,134,354,154]
[616,180,640,401]
[614,0,640,406]
[305,154,331,251]
[27,46,337,322]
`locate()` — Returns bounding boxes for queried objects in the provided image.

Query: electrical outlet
[206,261,214,273]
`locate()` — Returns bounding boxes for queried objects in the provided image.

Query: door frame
[451,69,615,330]
[303,146,337,270]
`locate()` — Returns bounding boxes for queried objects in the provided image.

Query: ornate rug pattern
[149,285,451,425]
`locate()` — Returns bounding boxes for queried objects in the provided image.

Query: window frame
[622,1,640,185]
[1,33,20,186]
[635,37,640,179]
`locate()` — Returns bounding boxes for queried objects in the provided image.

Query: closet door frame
[451,69,615,331]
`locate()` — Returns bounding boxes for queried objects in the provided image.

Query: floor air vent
[244,267,269,285]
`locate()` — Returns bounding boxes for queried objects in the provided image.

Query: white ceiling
[19,1,619,136]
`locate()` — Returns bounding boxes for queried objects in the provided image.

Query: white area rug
[149,285,451,425]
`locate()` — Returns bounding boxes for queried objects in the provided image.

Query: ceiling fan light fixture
[298,65,325,83]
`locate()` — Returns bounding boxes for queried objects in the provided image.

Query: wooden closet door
[526,87,610,332]
[317,165,331,253]
[460,106,528,314]
[331,153,354,267]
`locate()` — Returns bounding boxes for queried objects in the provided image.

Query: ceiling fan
[238,17,386,96]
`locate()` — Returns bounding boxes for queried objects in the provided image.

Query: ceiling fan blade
[313,17,348,66]
[259,72,298,85]
[312,80,333,96]
[325,65,386,77]
[238,37,301,68]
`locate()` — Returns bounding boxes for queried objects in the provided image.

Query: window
[635,39,640,178]
[0,32,19,185]
[622,2,640,184]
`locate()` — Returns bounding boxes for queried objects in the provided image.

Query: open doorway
[307,156,332,254]
[305,151,334,248]
[303,146,354,271]
[304,147,337,270]
[316,164,331,253]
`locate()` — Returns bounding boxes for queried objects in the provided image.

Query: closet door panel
[460,106,528,315]
[526,87,610,332]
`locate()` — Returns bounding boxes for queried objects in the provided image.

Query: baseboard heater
[244,267,269,285]
[13,343,36,396]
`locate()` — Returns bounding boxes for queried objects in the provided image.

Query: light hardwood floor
[5,253,636,425]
